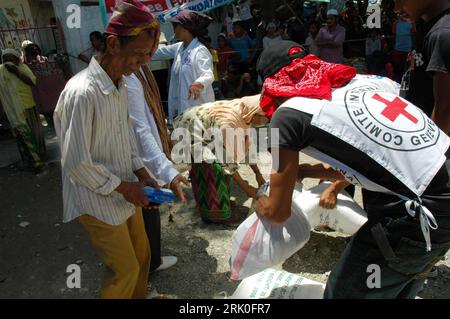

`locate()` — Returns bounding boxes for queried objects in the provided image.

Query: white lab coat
[153,38,215,123]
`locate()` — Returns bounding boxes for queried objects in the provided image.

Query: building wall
[0,0,57,55]
[40,0,227,73]
[78,4,106,59]
[51,0,106,74]
[0,0,34,49]
[51,0,84,73]
[0,0,33,28]
[27,0,57,55]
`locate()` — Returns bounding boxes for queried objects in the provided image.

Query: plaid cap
[256,40,308,80]
[105,0,159,36]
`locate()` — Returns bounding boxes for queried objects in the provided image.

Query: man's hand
[4,63,18,74]
[134,167,160,189]
[297,168,305,183]
[247,185,259,200]
[140,176,159,188]
[4,63,35,86]
[255,195,271,219]
[188,82,203,100]
[116,181,149,207]
[232,171,259,200]
[319,180,351,209]
[170,174,190,203]
[255,173,266,188]
[250,164,266,187]
[319,186,338,209]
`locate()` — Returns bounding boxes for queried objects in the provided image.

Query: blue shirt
[228,34,256,62]
[395,20,413,52]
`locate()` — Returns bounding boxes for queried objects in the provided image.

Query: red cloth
[28,61,67,113]
[260,54,356,118]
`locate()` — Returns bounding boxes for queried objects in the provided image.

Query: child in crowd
[305,20,321,56]
[365,29,383,73]
[216,33,234,78]
[262,21,283,50]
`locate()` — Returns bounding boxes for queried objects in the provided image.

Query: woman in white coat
[153,10,215,123]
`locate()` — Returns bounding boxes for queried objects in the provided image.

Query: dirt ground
[0,130,449,299]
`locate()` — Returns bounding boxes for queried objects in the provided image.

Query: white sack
[231,268,325,299]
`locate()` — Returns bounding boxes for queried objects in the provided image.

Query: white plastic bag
[230,268,325,299]
[230,182,367,281]
[230,199,311,281]
[292,183,367,235]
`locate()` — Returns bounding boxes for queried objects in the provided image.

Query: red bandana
[260,53,356,118]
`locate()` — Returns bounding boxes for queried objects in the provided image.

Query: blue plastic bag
[143,187,176,205]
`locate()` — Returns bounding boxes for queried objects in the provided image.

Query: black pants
[152,68,169,115]
[345,185,355,198]
[324,190,450,299]
[143,207,162,272]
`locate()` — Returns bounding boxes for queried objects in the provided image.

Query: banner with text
[100,0,233,25]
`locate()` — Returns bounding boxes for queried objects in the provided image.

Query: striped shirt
[54,57,145,225]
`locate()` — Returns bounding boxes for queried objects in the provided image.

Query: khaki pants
[79,208,150,299]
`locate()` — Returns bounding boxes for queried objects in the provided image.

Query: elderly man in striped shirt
[54,0,161,299]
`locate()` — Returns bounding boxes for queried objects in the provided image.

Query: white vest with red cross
[280,75,450,251]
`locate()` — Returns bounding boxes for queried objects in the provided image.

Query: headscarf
[105,0,160,57]
[218,33,227,41]
[21,40,33,51]
[206,95,265,129]
[169,10,213,37]
[257,41,356,118]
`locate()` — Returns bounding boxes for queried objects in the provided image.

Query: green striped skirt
[190,162,233,222]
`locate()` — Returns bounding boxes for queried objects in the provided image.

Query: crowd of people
[0,31,71,173]
[0,0,449,300]
[198,0,418,98]
[0,40,70,172]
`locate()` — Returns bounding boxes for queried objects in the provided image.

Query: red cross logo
[372,94,418,124]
